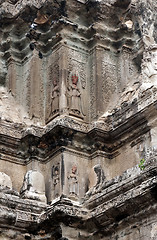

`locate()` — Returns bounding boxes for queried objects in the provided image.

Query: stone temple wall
[0,0,157,239]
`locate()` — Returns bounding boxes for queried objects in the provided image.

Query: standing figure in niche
[51,79,59,115]
[52,165,60,198]
[68,165,78,196]
[68,74,82,115]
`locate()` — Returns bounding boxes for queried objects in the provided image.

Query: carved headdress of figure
[72,74,78,85]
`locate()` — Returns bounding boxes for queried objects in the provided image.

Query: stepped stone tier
[0,0,157,239]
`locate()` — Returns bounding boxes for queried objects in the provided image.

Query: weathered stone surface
[20,170,47,203]
[0,0,157,239]
[0,172,12,190]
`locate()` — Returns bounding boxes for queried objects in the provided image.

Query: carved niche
[50,79,60,116]
[20,170,46,203]
[52,163,60,199]
[66,48,88,119]
[101,57,117,106]
[67,72,84,118]
[46,50,60,122]
[67,165,78,199]
[67,48,87,90]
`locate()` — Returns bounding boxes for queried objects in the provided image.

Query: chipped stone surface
[0,172,12,190]
[0,0,157,239]
[20,170,47,203]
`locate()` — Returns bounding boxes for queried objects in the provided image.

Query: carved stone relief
[141,45,157,85]
[89,50,97,120]
[66,48,88,119]
[85,164,105,198]
[67,72,84,118]
[52,163,60,199]
[50,79,60,116]
[137,1,156,48]
[120,50,139,86]
[67,165,78,199]
[0,1,157,239]
[90,48,120,120]
[46,50,60,122]
[101,58,117,111]
[67,48,88,90]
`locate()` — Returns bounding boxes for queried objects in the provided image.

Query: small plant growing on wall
[139,158,145,170]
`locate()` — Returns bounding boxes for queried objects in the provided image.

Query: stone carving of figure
[52,165,60,198]
[67,74,82,116]
[67,165,78,197]
[93,164,105,188]
[85,164,105,199]
[51,79,59,115]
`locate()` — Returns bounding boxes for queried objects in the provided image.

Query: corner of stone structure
[0,0,157,239]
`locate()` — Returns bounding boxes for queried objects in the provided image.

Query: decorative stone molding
[0,0,157,239]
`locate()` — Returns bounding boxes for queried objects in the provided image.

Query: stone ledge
[36,159,157,232]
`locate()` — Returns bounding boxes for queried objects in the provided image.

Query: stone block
[0,172,12,190]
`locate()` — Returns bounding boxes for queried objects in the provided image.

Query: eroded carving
[90,52,97,120]
[50,79,60,116]
[46,50,60,122]
[0,1,157,239]
[85,164,105,198]
[67,49,87,90]
[142,45,157,84]
[102,61,117,105]
[0,172,12,190]
[67,73,84,117]
[67,165,78,199]
[52,164,60,198]
[20,170,46,203]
